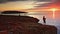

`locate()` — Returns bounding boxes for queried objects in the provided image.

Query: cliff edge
[0,15,57,34]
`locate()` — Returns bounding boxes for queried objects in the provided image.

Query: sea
[27,11,60,34]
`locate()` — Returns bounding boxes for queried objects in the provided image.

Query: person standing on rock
[43,16,46,24]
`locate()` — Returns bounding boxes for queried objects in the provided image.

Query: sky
[0,0,59,12]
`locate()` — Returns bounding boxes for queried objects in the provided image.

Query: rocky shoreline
[0,15,57,34]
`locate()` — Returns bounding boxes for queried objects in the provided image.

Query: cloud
[0,0,7,3]
[8,0,26,1]
[8,0,52,1]
[34,2,52,7]
[0,0,54,11]
[35,0,51,2]
[0,0,27,3]
[0,1,36,10]
[0,0,52,3]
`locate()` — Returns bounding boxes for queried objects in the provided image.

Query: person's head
[43,16,45,18]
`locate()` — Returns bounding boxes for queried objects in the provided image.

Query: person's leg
[44,20,46,25]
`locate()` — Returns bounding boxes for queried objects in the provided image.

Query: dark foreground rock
[0,15,57,34]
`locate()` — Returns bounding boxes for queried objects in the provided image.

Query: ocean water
[27,11,60,34]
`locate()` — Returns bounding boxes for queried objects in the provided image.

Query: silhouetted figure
[43,16,46,24]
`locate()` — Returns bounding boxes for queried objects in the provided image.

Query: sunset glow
[51,8,57,12]
[0,0,60,34]
[50,8,57,19]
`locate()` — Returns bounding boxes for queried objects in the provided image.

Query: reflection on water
[53,11,55,19]
[27,11,60,34]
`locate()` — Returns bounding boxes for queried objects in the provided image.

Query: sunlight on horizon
[50,8,58,19]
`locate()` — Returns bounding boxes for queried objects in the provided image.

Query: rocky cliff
[0,15,57,34]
